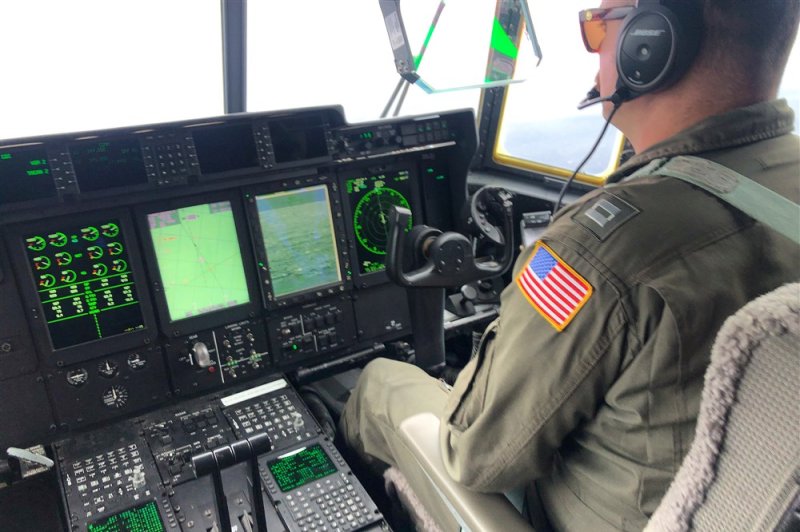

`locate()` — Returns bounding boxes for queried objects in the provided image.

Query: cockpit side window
[491,4,800,186]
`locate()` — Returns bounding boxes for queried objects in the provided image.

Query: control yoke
[386,186,514,374]
[387,187,514,288]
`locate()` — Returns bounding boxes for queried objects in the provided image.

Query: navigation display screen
[0,145,57,204]
[147,201,250,322]
[69,139,148,192]
[88,501,165,532]
[344,169,414,274]
[23,219,147,350]
[255,185,341,298]
[192,123,259,174]
[268,444,338,492]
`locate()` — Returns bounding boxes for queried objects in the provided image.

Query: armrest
[398,412,533,531]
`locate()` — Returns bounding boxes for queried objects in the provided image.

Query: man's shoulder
[544,176,747,282]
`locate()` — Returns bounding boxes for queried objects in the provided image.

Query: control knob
[192,342,213,368]
[131,465,146,490]
[291,412,304,431]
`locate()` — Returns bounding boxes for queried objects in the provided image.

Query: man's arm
[438,231,640,492]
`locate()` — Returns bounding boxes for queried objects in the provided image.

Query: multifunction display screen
[23,219,146,350]
[255,185,341,298]
[268,444,338,492]
[0,145,57,204]
[147,201,250,322]
[270,115,329,164]
[88,501,165,532]
[192,123,259,174]
[344,169,414,274]
[69,139,148,192]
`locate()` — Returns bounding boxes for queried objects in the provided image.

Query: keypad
[154,143,191,177]
[284,477,373,532]
[226,393,314,449]
[68,443,151,520]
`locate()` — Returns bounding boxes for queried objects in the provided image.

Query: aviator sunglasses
[579,6,635,53]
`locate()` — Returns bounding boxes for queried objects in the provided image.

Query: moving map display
[23,219,146,350]
[147,201,250,322]
[255,185,341,298]
[345,169,414,274]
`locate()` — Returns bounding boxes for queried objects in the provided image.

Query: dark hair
[696,0,800,91]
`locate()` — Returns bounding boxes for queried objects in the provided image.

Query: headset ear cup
[616,3,701,97]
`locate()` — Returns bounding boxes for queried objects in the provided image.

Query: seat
[388,282,800,531]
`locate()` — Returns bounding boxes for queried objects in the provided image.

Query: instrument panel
[0,105,476,449]
[55,377,386,531]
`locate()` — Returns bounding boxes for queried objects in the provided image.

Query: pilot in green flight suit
[341,1,800,530]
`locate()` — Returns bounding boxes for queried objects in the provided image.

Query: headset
[567,1,704,213]
[580,0,704,108]
[616,0,703,100]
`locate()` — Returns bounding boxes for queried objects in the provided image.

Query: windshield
[1,0,798,180]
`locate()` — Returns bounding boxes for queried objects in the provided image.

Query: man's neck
[622,78,776,154]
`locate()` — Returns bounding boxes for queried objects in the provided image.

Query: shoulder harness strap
[626,155,800,245]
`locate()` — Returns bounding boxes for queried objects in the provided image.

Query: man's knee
[359,357,402,389]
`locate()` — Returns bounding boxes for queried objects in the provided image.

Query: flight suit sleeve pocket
[445,319,498,431]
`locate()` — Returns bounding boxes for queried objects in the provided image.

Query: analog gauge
[55,251,73,266]
[66,368,89,387]
[33,256,51,270]
[111,259,128,273]
[26,235,47,252]
[127,353,148,371]
[38,274,56,289]
[60,270,77,283]
[107,242,124,256]
[91,263,109,277]
[81,226,100,241]
[353,187,412,255]
[86,245,104,259]
[48,232,68,247]
[97,360,119,379]
[101,222,120,238]
[102,385,129,409]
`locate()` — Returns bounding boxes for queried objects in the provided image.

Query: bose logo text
[631,29,666,37]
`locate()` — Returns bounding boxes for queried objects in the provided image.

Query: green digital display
[255,185,341,299]
[0,145,57,204]
[24,219,147,350]
[88,501,165,532]
[147,201,250,322]
[268,444,338,492]
[345,169,414,274]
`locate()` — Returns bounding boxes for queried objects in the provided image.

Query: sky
[0,0,798,140]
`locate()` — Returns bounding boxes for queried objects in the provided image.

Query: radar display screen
[255,185,341,298]
[345,169,414,274]
[192,123,259,174]
[0,145,56,204]
[147,201,250,322]
[88,501,165,532]
[23,219,146,350]
[69,139,148,192]
[268,444,338,492]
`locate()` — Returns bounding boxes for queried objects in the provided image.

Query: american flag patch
[516,242,592,331]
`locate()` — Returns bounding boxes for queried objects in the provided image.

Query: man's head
[582,0,800,151]
[696,0,800,99]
